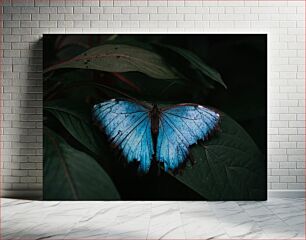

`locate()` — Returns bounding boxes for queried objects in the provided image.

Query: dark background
[44,34,267,200]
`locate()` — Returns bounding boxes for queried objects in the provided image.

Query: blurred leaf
[54,35,90,51]
[175,113,266,200]
[119,72,187,102]
[56,45,87,61]
[111,72,141,92]
[44,44,177,80]
[44,127,120,200]
[157,44,227,88]
[45,103,102,156]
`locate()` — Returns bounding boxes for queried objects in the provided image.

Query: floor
[2,198,305,240]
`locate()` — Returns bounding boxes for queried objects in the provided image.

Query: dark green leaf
[175,113,266,200]
[158,44,227,88]
[44,44,177,80]
[44,127,120,200]
[45,104,102,156]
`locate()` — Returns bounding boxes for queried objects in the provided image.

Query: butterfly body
[93,99,220,173]
[150,104,160,136]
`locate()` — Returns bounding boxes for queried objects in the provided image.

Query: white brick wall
[1,0,305,198]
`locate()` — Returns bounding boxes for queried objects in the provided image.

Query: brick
[90,7,104,13]
[159,20,176,28]
[280,176,296,183]
[34,0,49,6]
[148,1,167,7]
[3,6,21,13]
[12,14,31,20]
[50,14,65,21]
[271,183,288,189]
[268,162,279,169]
[65,14,83,20]
[113,0,130,6]
[251,6,279,14]
[22,20,40,27]
[12,170,28,177]
[74,21,90,28]
[219,14,244,21]
[58,21,73,28]
[4,35,21,43]
[4,50,20,58]
[280,162,296,169]
[12,28,31,35]
[90,21,107,28]
[280,142,296,149]
[288,183,305,189]
[297,176,305,183]
[185,0,202,6]
[28,170,42,177]
[168,14,184,21]
[57,7,73,14]
[209,7,224,13]
[177,7,196,14]
[4,21,20,28]
[121,7,138,14]
[3,14,12,21]
[210,21,234,28]
[297,162,305,169]
[49,0,65,6]
[272,169,289,176]
[268,176,279,183]
[74,7,90,14]
[234,7,251,13]
[39,21,57,28]
[158,7,176,14]
[65,0,83,6]
[99,14,113,20]
[3,28,12,34]
[114,14,129,21]
[83,0,99,6]
[20,177,37,183]
[121,20,139,28]
[218,1,243,6]
[196,7,210,14]
[39,6,57,14]
[2,169,12,177]
[185,14,202,21]
[130,14,149,21]
[4,176,20,183]
[138,7,157,13]
[150,14,168,21]
[130,0,147,6]
[104,7,121,14]
[21,6,39,13]
[289,169,304,176]
[171,21,186,28]
[139,21,158,28]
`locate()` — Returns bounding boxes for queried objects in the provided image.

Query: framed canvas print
[43,34,267,200]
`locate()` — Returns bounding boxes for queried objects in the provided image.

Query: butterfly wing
[93,99,154,173]
[157,104,220,172]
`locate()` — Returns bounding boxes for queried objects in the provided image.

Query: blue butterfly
[92,99,220,173]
